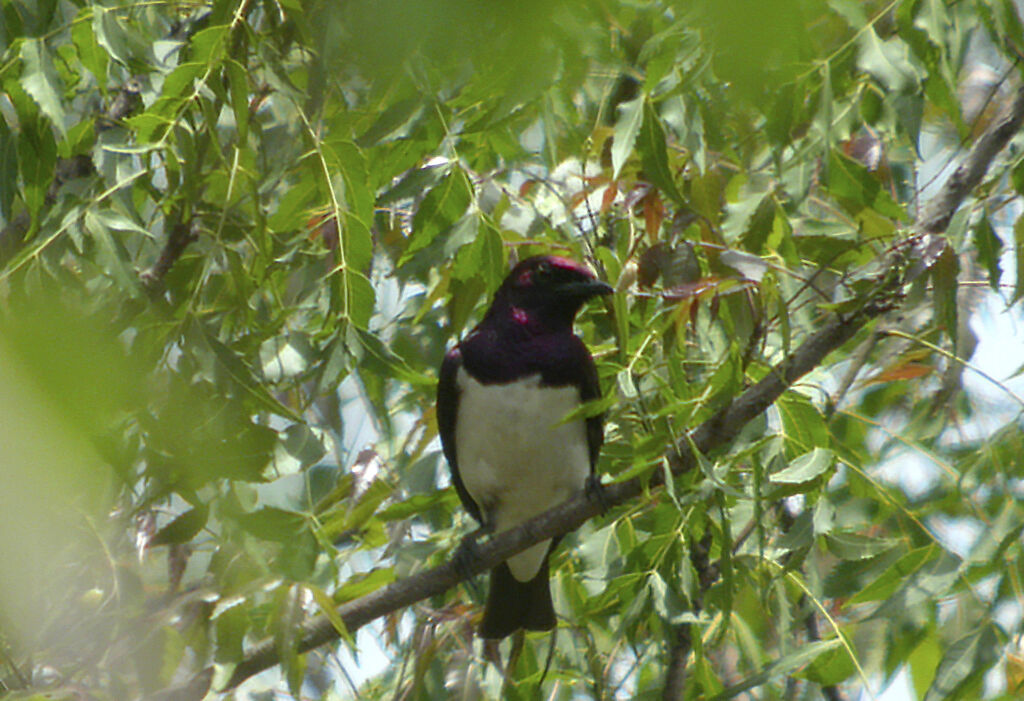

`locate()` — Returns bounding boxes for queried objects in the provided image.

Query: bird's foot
[585,474,611,513]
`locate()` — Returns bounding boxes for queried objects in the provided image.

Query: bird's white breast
[455,368,590,581]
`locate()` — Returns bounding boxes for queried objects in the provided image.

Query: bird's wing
[437,346,484,523]
[577,340,604,471]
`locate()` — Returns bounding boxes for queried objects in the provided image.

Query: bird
[436,254,612,639]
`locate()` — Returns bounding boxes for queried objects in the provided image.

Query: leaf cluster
[1,1,1023,700]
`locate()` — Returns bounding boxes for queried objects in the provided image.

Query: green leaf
[799,631,857,685]
[200,326,304,422]
[259,332,315,383]
[130,62,205,143]
[401,166,472,264]
[377,492,448,521]
[738,194,776,253]
[0,119,18,221]
[136,626,185,692]
[213,600,248,663]
[701,345,743,421]
[639,98,683,204]
[827,150,907,222]
[847,546,938,605]
[347,479,393,529]
[776,391,829,459]
[996,0,1024,54]
[334,567,396,603]
[378,160,450,206]
[447,211,483,281]
[72,10,108,88]
[812,496,835,535]
[711,639,843,700]
[326,139,374,270]
[356,98,425,147]
[93,7,149,67]
[16,119,57,218]
[971,217,1002,292]
[347,326,433,389]
[151,505,209,545]
[770,447,834,484]
[235,507,308,542]
[274,424,327,473]
[83,209,144,296]
[475,222,506,288]
[308,584,354,645]
[452,217,505,286]
[189,24,229,64]
[20,39,66,135]
[611,96,643,179]
[61,118,97,157]
[775,511,814,553]
[931,243,959,339]
[824,532,895,561]
[225,59,249,143]
[858,26,918,92]
[339,268,375,329]
[924,626,999,701]
[271,585,305,699]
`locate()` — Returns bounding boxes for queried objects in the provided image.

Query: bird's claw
[585,474,610,513]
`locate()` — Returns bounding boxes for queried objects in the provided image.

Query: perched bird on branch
[437,255,611,639]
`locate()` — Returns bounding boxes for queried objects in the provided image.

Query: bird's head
[486,255,612,330]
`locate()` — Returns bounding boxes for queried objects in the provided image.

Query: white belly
[455,368,590,581]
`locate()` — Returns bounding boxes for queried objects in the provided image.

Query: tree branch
[918,84,1024,234]
[140,219,199,290]
[213,79,1024,694]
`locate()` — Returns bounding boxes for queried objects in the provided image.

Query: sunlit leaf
[639,98,683,205]
[72,11,108,87]
[334,568,396,603]
[401,166,472,264]
[924,626,1000,701]
[611,96,643,179]
[770,448,834,484]
[847,546,938,605]
[20,39,66,134]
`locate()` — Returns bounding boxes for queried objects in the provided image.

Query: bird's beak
[564,280,614,299]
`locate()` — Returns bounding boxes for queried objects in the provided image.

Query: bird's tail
[479,559,554,639]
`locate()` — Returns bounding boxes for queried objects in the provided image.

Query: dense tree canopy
[1,1,1024,699]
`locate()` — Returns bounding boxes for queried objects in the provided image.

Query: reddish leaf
[306,211,338,249]
[643,191,665,242]
[601,181,618,213]
[862,362,934,386]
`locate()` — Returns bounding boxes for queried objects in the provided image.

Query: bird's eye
[536,262,551,278]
